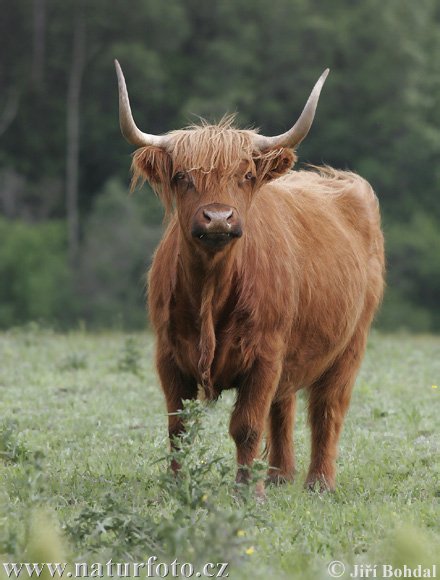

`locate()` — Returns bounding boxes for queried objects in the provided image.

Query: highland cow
[115,60,384,496]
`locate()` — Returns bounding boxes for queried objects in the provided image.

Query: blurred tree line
[1,0,440,331]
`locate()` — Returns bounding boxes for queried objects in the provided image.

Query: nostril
[203,210,212,223]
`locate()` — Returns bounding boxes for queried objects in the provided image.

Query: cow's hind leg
[306,334,366,491]
[156,349,198,475]
[266,393,296,485]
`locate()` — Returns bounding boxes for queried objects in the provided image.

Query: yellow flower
[306,510,311,514]
[188,546,194,553]
[201,494,208,502]
[237,530,244,536]
[432,385,437,389]
[245,547,255,555]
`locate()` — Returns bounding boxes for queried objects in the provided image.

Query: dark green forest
[1,0,440,331]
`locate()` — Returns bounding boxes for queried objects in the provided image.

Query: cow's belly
[169,314,353,398]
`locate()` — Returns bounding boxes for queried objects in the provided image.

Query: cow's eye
[174,172,186,181]
[245,172,254,180]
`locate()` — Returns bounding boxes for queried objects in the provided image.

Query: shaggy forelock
[166,116,263,178]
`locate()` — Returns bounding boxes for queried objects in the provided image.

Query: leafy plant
[153,400,269,565]
[65,400,267,566]
[65,493,161,560]
[117,337,144,374]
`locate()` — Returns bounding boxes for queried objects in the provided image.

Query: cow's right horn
[115,60,171,149]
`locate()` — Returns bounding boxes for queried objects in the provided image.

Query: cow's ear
[255,148,296,182]
[131,146,173,189]
[130,146,174,217]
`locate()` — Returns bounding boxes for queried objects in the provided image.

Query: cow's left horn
[115,59,170,148]
[253,68,329,151]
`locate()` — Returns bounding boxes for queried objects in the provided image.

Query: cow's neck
[178,239,238,398]
[178,239,237,311]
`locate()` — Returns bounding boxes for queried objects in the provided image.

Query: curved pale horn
[253,68,329,151]
[115,59,170,148]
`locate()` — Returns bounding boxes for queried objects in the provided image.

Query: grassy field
[1,326,439,579]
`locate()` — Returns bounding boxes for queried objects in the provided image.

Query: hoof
[233,479,266,503]
[265,468,296,487]
[265,473,288,486]
[304,475,334,494]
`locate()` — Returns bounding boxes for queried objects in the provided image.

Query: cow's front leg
[229,356,282,498]
[156,349,198,475]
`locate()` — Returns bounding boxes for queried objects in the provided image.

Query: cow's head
[115,61,328,254]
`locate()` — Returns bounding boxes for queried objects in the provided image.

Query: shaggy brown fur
[132,119,385,494]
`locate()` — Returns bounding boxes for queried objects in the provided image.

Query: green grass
[1,326,439,579]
